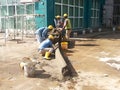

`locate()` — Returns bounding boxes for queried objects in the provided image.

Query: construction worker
[38,35,58,60]
[62,13,72,40]
[35,25,54,43]
[54,15,63,28]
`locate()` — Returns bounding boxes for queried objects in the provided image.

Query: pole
[5,16,7,46]
[22,16,24,40]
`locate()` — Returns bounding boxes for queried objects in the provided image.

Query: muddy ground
[0,31,120,90]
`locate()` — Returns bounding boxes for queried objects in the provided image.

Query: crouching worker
[35,25,54,44]
[38,35,58,60]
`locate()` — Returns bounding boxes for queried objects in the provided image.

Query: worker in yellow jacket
[62,13,72,40]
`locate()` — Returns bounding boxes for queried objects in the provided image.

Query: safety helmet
[48,35,54,40]
[56,15,61,19]
[63,13,68,17]
[48,25,53,30]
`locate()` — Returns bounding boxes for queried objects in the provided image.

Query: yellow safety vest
[65,18,72,30]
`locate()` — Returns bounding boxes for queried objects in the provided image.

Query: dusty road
[0,31,120,90]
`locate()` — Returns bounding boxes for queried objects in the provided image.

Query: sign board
[20,0,39,3]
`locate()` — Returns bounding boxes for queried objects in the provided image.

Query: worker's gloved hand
[57,28,63,31]
[55,42,58,46]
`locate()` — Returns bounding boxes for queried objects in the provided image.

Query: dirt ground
[0,31,120,90]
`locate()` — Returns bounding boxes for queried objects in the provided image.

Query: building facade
[54,0,105,30]
[35,0,105,30]
[101,0,120,27]
[0,0,106,32]
[0,0,35,32]
[113,0,120,26]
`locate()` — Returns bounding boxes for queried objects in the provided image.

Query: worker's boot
[44,52,51,60]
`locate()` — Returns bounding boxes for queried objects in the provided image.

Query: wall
[103,0,113,27]
[35,0,47,28]
[35,0,54,28]
[34,0,105,29]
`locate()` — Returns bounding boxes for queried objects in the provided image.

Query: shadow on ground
[34,70,51,79]
[75,44,99,46]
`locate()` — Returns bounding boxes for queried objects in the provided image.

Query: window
[55,0,61,3]
[113,1,120,25]
[0,0,6,5]
[55,5,61,15]
[0,0,35,31]
[75,0,79,6]
[69,7,74,16]
[75,7,79,17]
[1,18,6,29]
[74,18,78,27]
[1,6,7,16]
[90,0,99,27]
[63,0,68,4]
[80,0,83,6]
[79,18,83,27]
[9,17,15,29]
[55,0,84,29]
[69,0,74,5]
[16,16,22,29]
[63,5,68,14]
[80,8,83,16]
[17,5,25,14]
[26,4,34,14]
[7,0,17,4]
[8,6,15,16]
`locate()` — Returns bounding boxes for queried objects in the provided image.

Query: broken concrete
[39,47,77,81]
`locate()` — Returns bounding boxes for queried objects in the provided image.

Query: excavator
[20,28,78,81]
[48,28,78,80]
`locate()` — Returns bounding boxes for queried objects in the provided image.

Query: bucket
[24,62,35,77]
[61,42,68,50]
[68,40,75,48]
